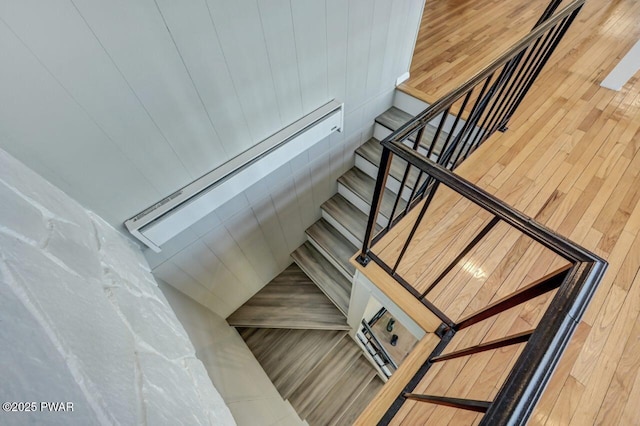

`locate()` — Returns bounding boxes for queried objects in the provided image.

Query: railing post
[357,145,393,266]
[533,0,564,28]
[500,8,581,129]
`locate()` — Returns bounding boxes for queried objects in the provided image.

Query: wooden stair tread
[274,329,347,400]
[334,376,384,426]
[376,106,413,130]
[227,264,349,330]
[239,328,348,400]
[306,356,378,426]
[288,336,364,419]
[241,328,292,362]
[306,218,357,278]
[321,193,373,245]
[337,167,406,219]
[376,106,450,156]
[356,137,423,189]
[291,242,351,316]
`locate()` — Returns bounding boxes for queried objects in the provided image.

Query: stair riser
[393,90,430,116]
[321,209,362,247]
[337,182,389,228]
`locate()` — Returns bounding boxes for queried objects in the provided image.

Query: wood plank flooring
[306,218,357,279]
[291,242,352,316]
[227,264,349,330]
[357,0,640,423]
[240,327,383,426]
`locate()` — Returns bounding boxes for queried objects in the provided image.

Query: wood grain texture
[291,242,352,316]
[288,336,365,418]
[338,167,406,219]
[376,107,452,156]
[359,0,640,423]
[306,356,377,426]
[227,264,349,330]
[238,327,347,400]
[321,193,375,245]
[334,375,385,426]
[305,218,357,279]
[370,310,420,365]
[354,333,441,425]
[356,138,423,189]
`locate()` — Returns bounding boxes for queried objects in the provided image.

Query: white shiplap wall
[0,0,426,317]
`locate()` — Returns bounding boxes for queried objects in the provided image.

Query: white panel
[143,227,200,270]
[154,0,252,159]
[0,0,190,197]
[400,0,427,73]
[201,225,263,291]
[309,143,337,208]
[171,241,238,295]
[250,197,292,271]
[207,0,282,142]
[601,40,640,91]
[258,0,304,125]
[72,0,227,179]
[153,261,228,315]
[291,0,329,113]
[366,0,393,98]
[138,109,342,248]
[351,271,426,340]
[381,0,412,88]
[293,167,318,229]
[0,21,158,222]
[268,181,306,253]
[345,0,375,110]
[326,0,349,103]
[224,209,280,287]
[393,89,430,115]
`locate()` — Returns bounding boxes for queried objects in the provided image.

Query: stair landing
[227,264,349,330]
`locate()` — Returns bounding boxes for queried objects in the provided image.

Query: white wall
[144,0,425,317]
[160,281,305,426]
[349,271,426,341]
[0,0,426,317]
[144,94,392,318]
[0,0,424,229]
[0,148,235,425]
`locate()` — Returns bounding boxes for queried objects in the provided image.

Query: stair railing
[354,1,608,424]
[356,138,606,425]
[357,0,585,254]
[358,319,398,378]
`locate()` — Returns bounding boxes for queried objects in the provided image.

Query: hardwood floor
[370,311,419,366]
[358,0,640,424]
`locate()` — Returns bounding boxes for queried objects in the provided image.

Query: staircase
[227,90,435,425]
[238,327,384,426]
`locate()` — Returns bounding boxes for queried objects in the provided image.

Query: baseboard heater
[125,99,343,252]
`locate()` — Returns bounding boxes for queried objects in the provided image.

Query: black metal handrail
[353,1,608,424]
[357,0,585,254]
[368,131,606,426]
[360,319,398,371]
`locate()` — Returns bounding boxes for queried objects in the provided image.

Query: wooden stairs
[238,327,384,426]
[228,92,435,425]
[227,264,350,330]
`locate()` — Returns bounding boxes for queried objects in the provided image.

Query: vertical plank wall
[0,0,425,317]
